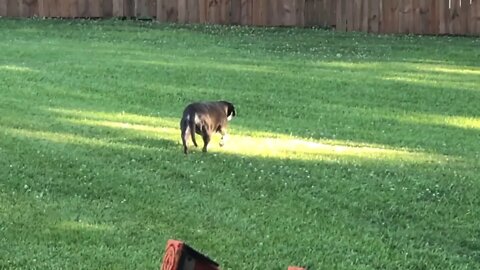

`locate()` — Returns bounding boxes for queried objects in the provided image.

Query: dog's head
[220,101,236,121]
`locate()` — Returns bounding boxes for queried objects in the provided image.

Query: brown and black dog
[180,101,236,154]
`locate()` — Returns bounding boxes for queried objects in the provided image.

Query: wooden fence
[0,0,479,35]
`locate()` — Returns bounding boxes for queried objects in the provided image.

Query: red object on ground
[288,267,307,270]
[160,240,220,270]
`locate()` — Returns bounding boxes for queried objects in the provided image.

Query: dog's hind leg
[181,127,189,154]
[201,131,211,153]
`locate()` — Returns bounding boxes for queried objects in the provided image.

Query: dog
[180,101,236,154]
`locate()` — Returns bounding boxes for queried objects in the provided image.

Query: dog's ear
[227,103,236,118]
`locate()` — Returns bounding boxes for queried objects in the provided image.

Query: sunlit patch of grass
[56,221,113,232]
[0,64,37,72]
[3,127,158,152]
[218,135,446,162]
[48,107,179,128]
[418,65,480,75]
[399,113,480,130]
[54,111,447,163]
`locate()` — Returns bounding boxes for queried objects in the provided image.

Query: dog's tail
[188,113,198,148]
[181,113,198,154]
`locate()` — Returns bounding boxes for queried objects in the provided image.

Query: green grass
[1,18,479,269]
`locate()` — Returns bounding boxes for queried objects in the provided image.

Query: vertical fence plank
[336,0,345,31]
[474,0,480,34]
[398,0,412,34]
[468,0,475,34]
[418,0,431,34]
[60,0,70,17]
[361,0,369,32]
[230,0,241,24]
[69,0,79,17]
[459,0,469,34]
[383,0,400,33]
[240,0,251,25]
[207,0,218,24]
[318,0,328,27]
[426,0,437,34]
[7,0,19,17]
[77,0,87,17]
[220,0,231,24]
[136,0,151,18]
[113,0,124,16]
[328,0,336,27]
[353,0,362,31]
[198,0,206,23]
[49,0,58,17]
[0,0,7,16]
[449,0,460,34]
[124,0,135,17]
[20,0,39,17]
[344,0,353,31]
[368,0,380,32]
[252,0,263,25]
[186,0,198,23]
[438,0,449,34]
[295,0,305,26]
[304,0,313,26]
[148,0,156,17]
[269,0,279,26]
[38,0,46,16]
[177,0,185,22]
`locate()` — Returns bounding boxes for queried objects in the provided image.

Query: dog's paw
[219,141,225,147]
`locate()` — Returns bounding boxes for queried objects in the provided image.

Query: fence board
[57,0,69,17]
[397,0,412,34]
[198,0,206,23]
[360,0,368,31]
[420,0,429,34]
[438,0,449,33]
[219,0,231,24]
[318,0,329,27]
[425,0,437,34]
[382,0,400,33]
[335,0,345,31]
[304,0,313,26]
[157,0,178,22]
[345,0,354,31]
[239,0,252,25]
[449,0,460,34]
[474,0,480,34]
[350,0,362,31]
[230,0,240,24]
[297,0,305,26]
[124,0,134,17]
[7,0,19,16]
[20,0,39,17]
[207,0,219,24]
[368,0,379,32]
[0,0,6,16]
[185,0,197,23]
[177,0,185,22]
[267,0,277,25]
[113,0,123,16]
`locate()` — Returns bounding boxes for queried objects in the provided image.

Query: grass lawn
[0,18,479,269]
